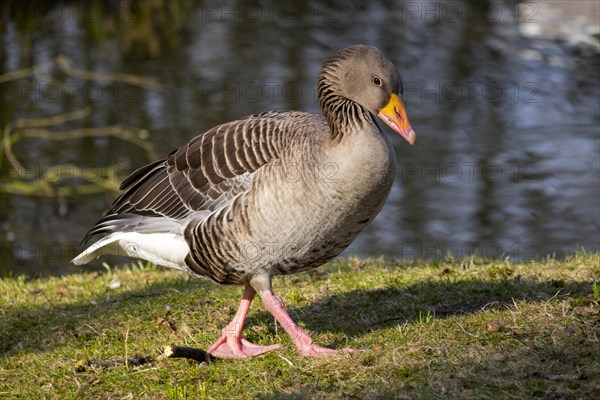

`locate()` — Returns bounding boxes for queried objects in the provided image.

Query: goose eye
[372,77,382,86]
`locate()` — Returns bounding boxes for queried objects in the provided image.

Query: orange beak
[377,93,416,145]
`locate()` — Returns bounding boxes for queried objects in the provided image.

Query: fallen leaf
[348,257,363,270]
[155,316,177,334]
[407,345,421,353]
[56,284,69,296]
[28,286,42,295]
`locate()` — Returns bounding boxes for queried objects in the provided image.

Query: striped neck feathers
[317,59,373,140]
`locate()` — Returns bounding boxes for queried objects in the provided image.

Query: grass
[1,252,599,399]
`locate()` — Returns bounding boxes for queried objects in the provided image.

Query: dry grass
[0,252,599,399]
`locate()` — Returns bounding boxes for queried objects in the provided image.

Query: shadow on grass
[0,272,212,357]
[283,276,586,339]
[0,269,590,360]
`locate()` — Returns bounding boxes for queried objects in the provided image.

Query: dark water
[1,1,599,276]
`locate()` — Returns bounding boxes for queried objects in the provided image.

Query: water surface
[1,1,598,276]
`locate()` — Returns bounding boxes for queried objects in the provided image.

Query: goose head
[319,45,416,145]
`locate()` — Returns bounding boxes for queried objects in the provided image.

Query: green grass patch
[1,253,599,399]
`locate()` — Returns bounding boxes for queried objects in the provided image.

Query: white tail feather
[72,232,190,270]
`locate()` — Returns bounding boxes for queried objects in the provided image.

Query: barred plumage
[73,45,416,358]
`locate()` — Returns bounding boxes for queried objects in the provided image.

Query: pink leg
[207,284,281,358]
[252,278,354,357]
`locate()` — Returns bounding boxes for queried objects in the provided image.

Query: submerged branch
[12,108,92,129]
[1,57,160,198]
[22,126,154,160]
[0,60,54,84]
[0,181,120,196]
[56,56,163,91]
[0,56,163,91]
[0,159,124,196]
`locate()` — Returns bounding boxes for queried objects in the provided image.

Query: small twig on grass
[158,344,213,364]
[76,355,152,372]
[368,316,406,327]
[277,353,295,367]
[125,326,130,369]
[456,321,480,338]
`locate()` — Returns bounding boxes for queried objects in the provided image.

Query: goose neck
[317,75,372,140]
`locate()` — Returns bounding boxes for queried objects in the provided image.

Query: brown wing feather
[104,113,291,220]
[80,111,327,245]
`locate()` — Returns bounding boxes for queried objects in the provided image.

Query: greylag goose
[73,44,415,358]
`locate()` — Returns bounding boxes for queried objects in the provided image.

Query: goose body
[73,45,415,357]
